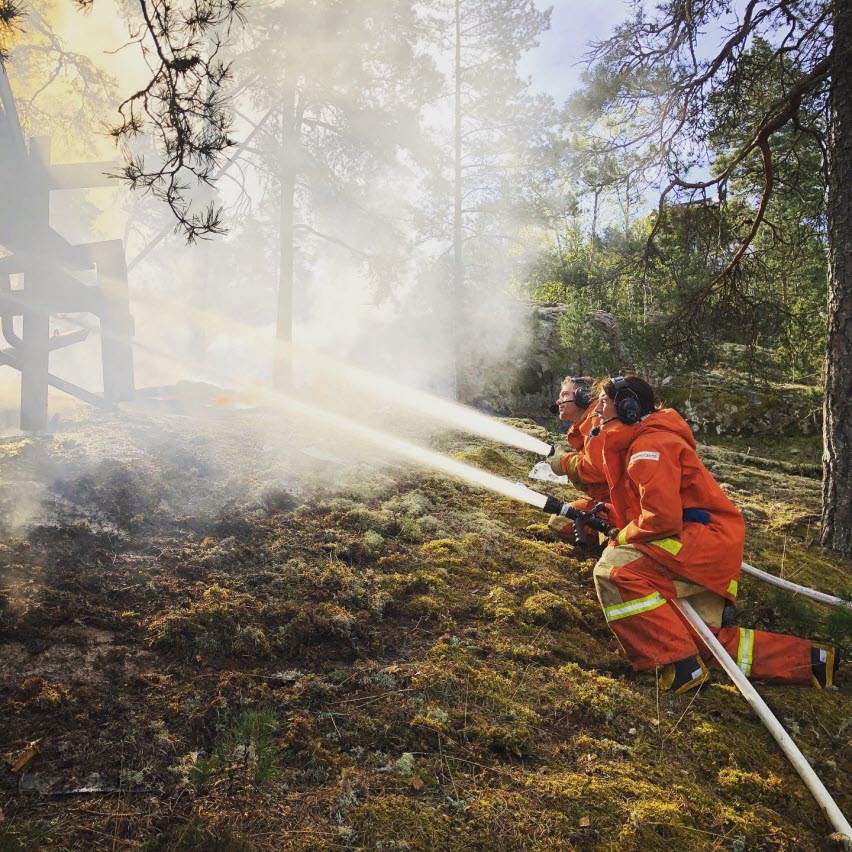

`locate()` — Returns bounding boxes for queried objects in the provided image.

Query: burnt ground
[0,405,850,851]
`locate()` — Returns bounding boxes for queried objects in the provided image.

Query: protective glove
[548,448,568,476]
[547,514,576,542]
[608,527,627,545]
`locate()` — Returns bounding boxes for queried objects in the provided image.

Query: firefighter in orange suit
[546,377,610,541]
[590,375,838,693]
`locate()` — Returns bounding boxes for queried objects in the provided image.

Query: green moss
[277,603,357,652]
[520,591,582,627]
[469,720,534,757]
[453,446,514,475]
[485,586,517,620]
[362,530,386,552]
[419,538,465,565]
[550,663,651,725]
[524,522,554,540]
[148,584,270,660]
[454,792,575,850]
[348,795,451,848]
[404,594,447,619]
[717,767,784,804]
[503,572,540,593]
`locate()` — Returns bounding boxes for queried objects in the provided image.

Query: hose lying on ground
[675,599,852,847]
[740,562,852,609]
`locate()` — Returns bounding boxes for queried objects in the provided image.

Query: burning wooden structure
[0,66,134,430]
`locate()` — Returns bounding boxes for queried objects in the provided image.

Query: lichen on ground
[0,411,849,851]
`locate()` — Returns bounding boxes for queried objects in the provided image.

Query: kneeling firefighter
[545,376,610,543]
[589,375,838,693]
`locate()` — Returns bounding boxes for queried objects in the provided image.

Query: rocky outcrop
[658,374,823,437]
[458,301,570,417]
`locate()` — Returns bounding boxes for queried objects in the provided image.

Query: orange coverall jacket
[558,409,609,506]
[599,408,745,601]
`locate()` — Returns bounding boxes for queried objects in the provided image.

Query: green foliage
[188,709,281,792]
[0,0,23,63]
[516,26,830,383]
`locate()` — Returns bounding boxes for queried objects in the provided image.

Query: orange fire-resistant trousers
[593,544,814,684]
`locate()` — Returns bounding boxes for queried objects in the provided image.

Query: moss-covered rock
[659,375,822,437]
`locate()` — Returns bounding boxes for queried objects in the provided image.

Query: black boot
[812,644,840,689]
[659,655,710,694]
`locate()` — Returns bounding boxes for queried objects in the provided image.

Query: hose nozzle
[542,495,568,516]
[540,495,615,547]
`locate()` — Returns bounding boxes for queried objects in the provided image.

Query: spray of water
[122,289,554,456]
[104,322,553,513]
[260,385,550,511]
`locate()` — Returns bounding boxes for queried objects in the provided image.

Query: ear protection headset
[570,377,592,409]
[610,376,643,425]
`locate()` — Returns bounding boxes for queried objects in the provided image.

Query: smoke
[0,0,561,538]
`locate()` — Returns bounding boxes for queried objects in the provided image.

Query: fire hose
[676,600,852,845]
[740,561,851,609]
[539,497,850,844]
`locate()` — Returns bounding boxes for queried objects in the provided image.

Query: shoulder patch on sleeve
[629,450,660,464]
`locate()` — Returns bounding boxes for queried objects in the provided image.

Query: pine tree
[232,0,439,386]
[423,0,554,396]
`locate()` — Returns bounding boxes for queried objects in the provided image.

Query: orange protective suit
[558,409,609,508]
[549,410,610,542]
[591,408,815,685]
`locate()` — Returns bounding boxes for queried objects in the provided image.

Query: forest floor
[0,398,850,851]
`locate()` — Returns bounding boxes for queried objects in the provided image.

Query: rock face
[655,375,822,437]
[458,302,570,417]
[455,302,823,437]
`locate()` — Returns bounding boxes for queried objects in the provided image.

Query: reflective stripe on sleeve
[736,628,754,676]
[603,592,667,622]
[616,528,628,546]
[727,579,738,597]
[650,537,683,555]
[567,455,581,480]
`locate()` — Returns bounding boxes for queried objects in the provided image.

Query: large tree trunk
[821,0,852,555]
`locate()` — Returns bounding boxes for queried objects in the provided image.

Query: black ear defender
[571,377,592,409]
[610,376,643,425]
[549,376,592,414]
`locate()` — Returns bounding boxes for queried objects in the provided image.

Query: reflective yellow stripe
[737,628,754,676]
[727,579,738,597]
[650,537,682,555]
[567,455,581,481]
[603,592,666,622]
[616,528,628,546]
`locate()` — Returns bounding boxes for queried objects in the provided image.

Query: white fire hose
[675,599,852,845]
[741,562,852,609]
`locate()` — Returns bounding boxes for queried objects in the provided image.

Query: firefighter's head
[595,375,656,426]
[553,376,592,422]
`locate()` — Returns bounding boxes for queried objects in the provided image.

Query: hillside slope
[0,411,849,851]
